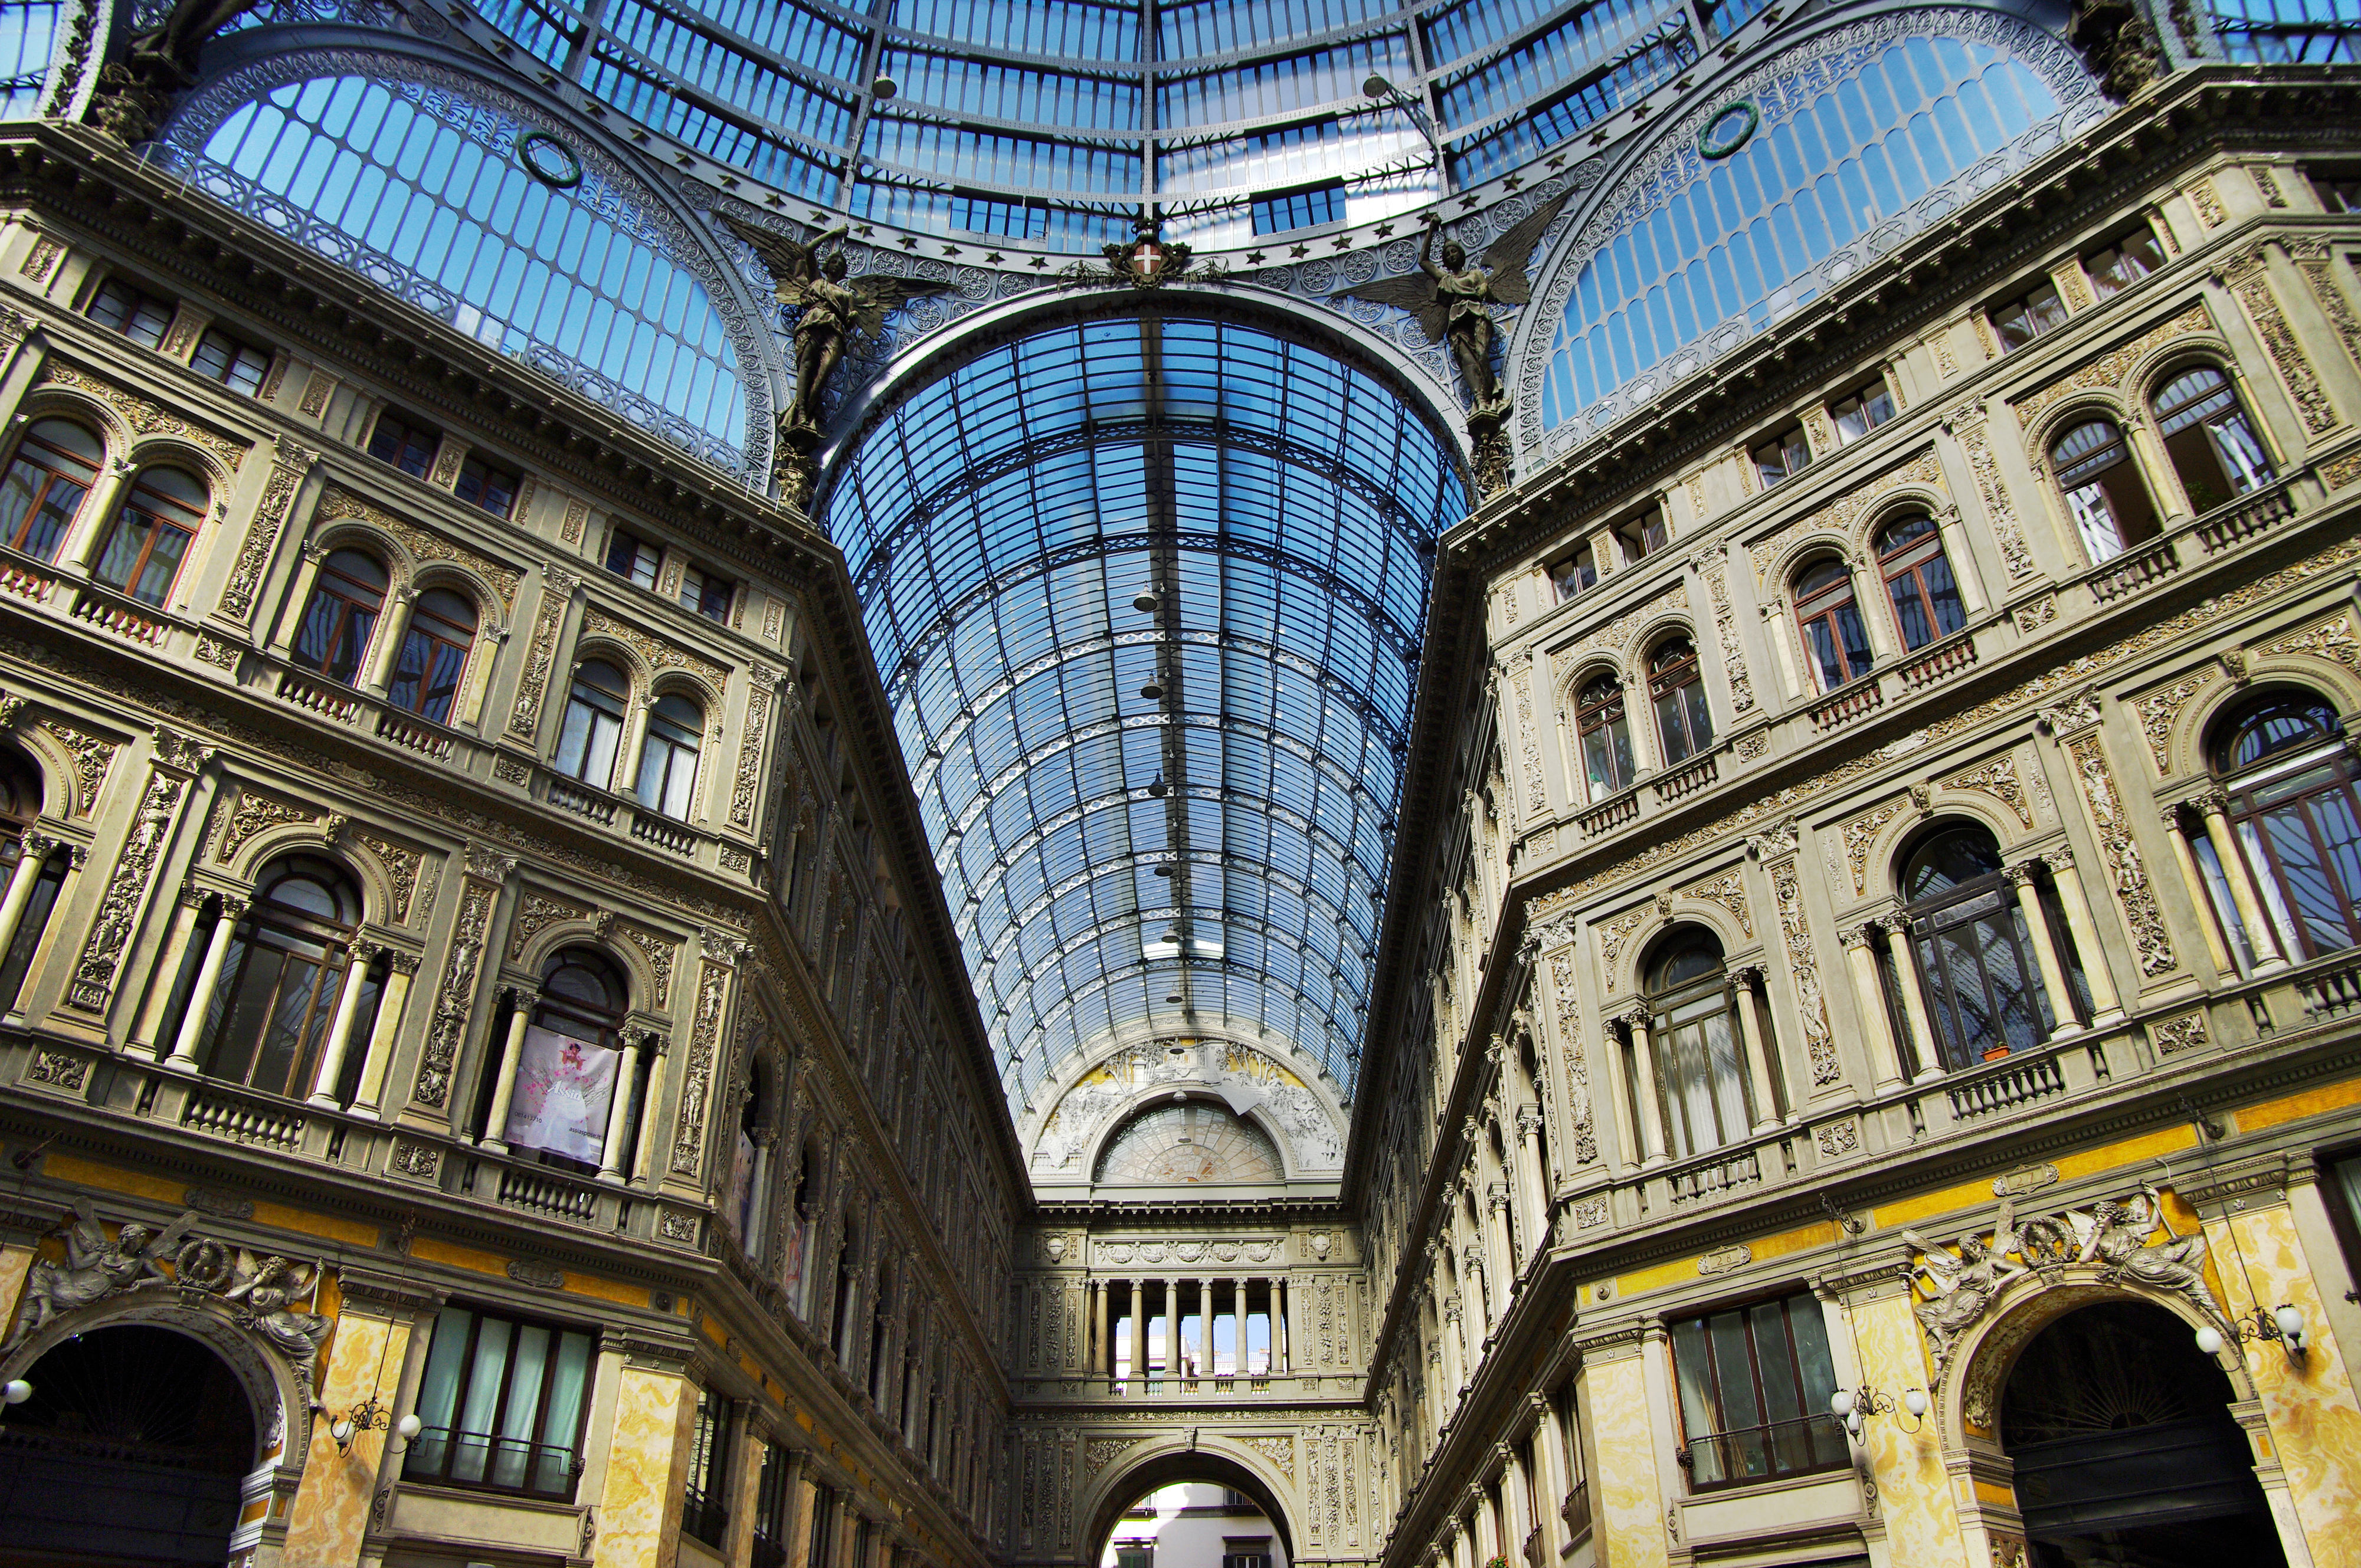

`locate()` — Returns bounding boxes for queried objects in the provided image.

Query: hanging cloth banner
[505,1026,618,1163]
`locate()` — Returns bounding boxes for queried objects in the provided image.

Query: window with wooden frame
[1750,427,1809,488]
[1669,1291,1847,1491]
[1990,278,2067,352]
[366,408,441,478]
[2082,220,2168,298]
[192,326,273,396]
[1874,513,1966,652]
[1648,637,1713,766]
[90,466,205,607]
[1790,558,1872,692]
[405,1304,595,1499]
[1573,672,1634,801]
[85,276,174,349]
[1829,375,1895,444]
[0,418,101,563]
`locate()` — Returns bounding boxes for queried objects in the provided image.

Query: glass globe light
[2274,1304,2306,1340]
[1902,1389,1928,1418]
[1829,1389,1853,1416]
[396,1413,423,1441]
[2195,1324,2225,1356]
[1,1379,29,1405]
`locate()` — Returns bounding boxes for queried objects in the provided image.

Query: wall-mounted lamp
[1830,1382,1926,1439]
[2196,1304,2307,1364]
[2,1378,30,1405]
[329,1392,422,1456]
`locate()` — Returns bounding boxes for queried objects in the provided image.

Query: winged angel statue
[1338,195,1569,420]
[721,214,957,484]
[2,1206,198,1352]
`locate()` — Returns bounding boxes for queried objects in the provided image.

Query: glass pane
[493,1325,552,1488]
[412,1307,475,1477]
[454,1318,514,1482]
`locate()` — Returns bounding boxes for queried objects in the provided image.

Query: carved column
[1875,916,1946,1080]
[2007,864,2081,1041]
[1841,923,1908,1087]
[60,461,132,573]
[1165,1277,1181,1377]
[1512,1106,1549,1263]
[306,939,381,1104]
[1485,1183,1517,1304]
[1440,1296,1466,1397]
[2195,787,2287,971]
[2042,845,2124,1022]
[129,880,205,1057]
[0,827,53,963]
[1726,963,1781,1131]
[597,1032,645,1180]
[349,950,417,1118]
[2159,806,2237,977]
[363,586,417,694]
[1619,1004,1668,1166]
[164,894,245,1071]
[631,1038,671,1185]
[478,982,540,1152]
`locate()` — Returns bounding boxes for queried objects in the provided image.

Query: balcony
[1807,675,1883,730]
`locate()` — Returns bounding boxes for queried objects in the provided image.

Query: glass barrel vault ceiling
[471,0,1758,252]
[827,317,1464,1112]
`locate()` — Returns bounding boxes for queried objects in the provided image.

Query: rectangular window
[86,277,175,349]
[191,327,271,396]
[1751,428,1810,488]
[807,1485,837,1568]
[1990,280,2068,353]
[1551,543,1598,602]
[752,1444,795,1568]
[2084,222,2169,298]
[453,453,522,518]
[1829,376,1895,444]
[405,1305,595,1500]
[2314,171,2361,213]
[682,1389,732,1547]
[1250,180,1346,235]
[1668,1292,1848,1492]
[1117,1551,1154,1568]
[681,563,734,622]
[368,409,441,478]
[1610,506,1670,563]
[605,528,662,589]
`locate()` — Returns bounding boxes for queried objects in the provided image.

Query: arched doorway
[0,1324,258,1566]
[1083,1451,1296,1568]
[2001,1300,2287,1567]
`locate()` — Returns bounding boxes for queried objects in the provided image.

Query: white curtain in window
[2066,483,2123,562]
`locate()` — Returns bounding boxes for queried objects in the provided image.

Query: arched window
[1645,933,1750,1160]
[636,692,703,819]
[786,1136,822,1310]
[1875,513,1966,652]
[0,419,100,562]
[730,1072,767,1256]
[91,467,207,607]
[1574,673,1633,801]
[2207,694,2361,960]
[389,588,479,724]
[1900,826,2048,1067]
[503,949,628,1173]
[2153,365,2274,514]
[1648,639,1713,766]
[202,856,369,1098]
[1793,559,1872,692]
[554,662,629,790]
[293,550,388,685]
[2052,418,2156,564]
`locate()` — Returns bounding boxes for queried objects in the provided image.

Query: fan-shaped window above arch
[166,74,749,471]
[1095,1101,1283,1185]
[1541,24,2080,434]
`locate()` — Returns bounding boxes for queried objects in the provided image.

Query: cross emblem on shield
[1128,237,1166,280]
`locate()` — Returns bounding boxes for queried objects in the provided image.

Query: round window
[1699,101,1759,160]
[519,132,584,189]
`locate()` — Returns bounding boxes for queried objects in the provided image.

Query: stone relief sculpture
[2,1206,199,1352]
[1029,1039,1345,1177]
[225,1253,332,1399]
[1902,1185,2221,1383]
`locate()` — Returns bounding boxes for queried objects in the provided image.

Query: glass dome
[471,0,1737,252]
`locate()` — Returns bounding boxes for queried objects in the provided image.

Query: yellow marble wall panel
[282,1310,411,1566]
[597,1363,690,1568]
[1586,1353,1668,1568]
[1855,1293,1970,1568]
[2205,1205,2361,1568]
[2234,1074,2361,1135]
[0,1240,32,1341]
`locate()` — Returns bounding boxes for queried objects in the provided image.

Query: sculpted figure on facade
[3,1206,200,1351]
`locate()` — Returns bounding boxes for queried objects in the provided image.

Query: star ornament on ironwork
[1062,218,1227,291]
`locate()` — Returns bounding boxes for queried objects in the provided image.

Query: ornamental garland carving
[315,488,521,612]
[2223,255,2336,437]
[1544,949,1598,1163]
[1746,448,1946,587]
[39,720,114,815]
[1676,867,1754,937]
[1949,412,2038,581]
[2062,731,2176,977]
[68,765,189,1011]
[1593,906,1649,993]
[1513,655,1544,818]
[507,890,591,959]
[1767,852,1841,1085]
[352,831,422,921]
[618,921,677,1008]
[1696,550,1754,713]
[411,875,497,1108]
[2150,1009,2208,1055]
[506,567,579,740]
[2012,303,2215,425]
[1842,798,1907,894]
[2133,669,2219,775]
[580,606,730,698]
[1943,753,2034,828]
[217,789,312,863]
[731,669,777,828]
[669,947,735,1179]
[2257,611,2361,676]
[216,447,316,623]
[38,363,248,473]
[1243,1433,1296,1481]
[1551,582,1689,696]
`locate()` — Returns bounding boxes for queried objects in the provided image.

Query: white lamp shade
[1829,1389,1854,1416]
[1903,1389,1928,1417]
[2274,1304,2306,1338]
[2195,1324,2225,1356]
[396,1413,423,1441]
[1,1379,28,1405]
